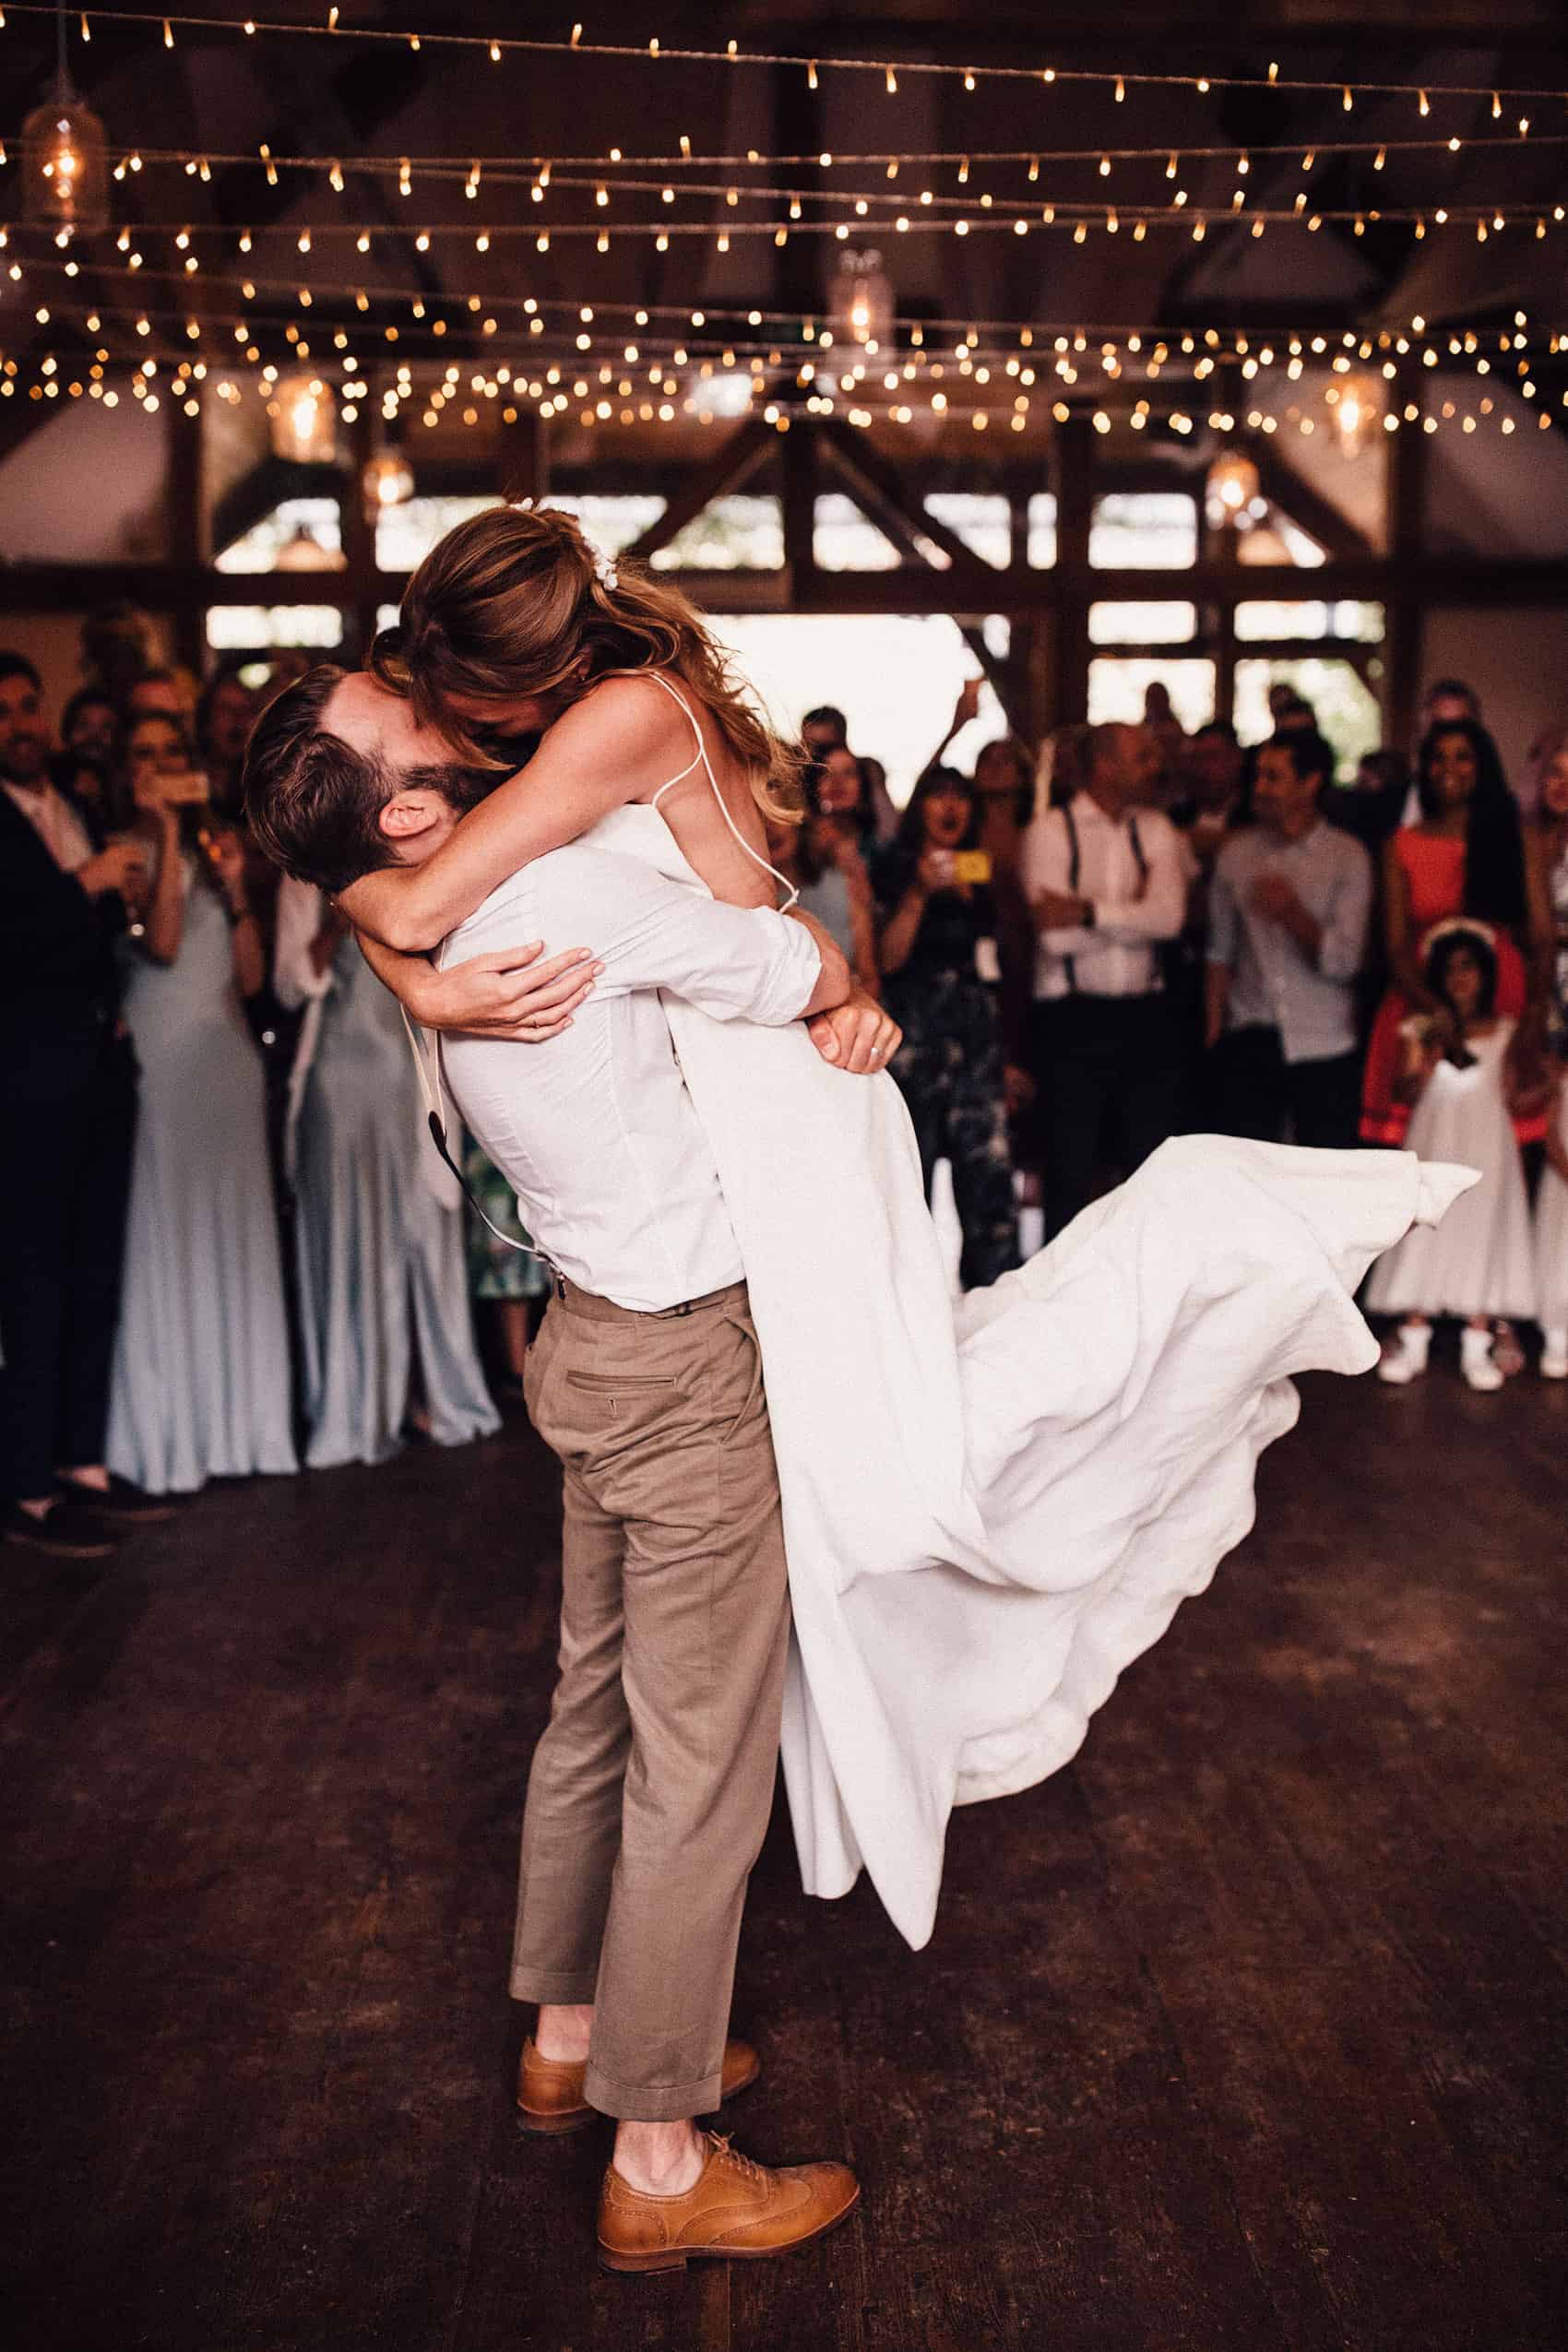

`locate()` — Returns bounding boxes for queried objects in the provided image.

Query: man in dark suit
[0,652,167,1555]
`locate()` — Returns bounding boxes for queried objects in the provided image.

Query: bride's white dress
[558,807,1474,1951]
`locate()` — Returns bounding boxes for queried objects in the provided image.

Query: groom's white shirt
[435,843,821,1312]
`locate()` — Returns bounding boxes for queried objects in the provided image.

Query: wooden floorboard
[3,1372,1565,2352]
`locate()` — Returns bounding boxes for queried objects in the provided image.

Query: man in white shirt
[1205,730,1372,1149]
[244,669,884,2275]
[1021,720,1189,1238]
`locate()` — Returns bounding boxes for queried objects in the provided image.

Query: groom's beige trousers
[510,1274,791,2121]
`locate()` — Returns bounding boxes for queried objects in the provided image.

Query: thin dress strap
[637,671,799,910]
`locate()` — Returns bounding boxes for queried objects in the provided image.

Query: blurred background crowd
[4,612,1568,1562]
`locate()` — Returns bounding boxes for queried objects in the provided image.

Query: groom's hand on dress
[807,989,902,1075]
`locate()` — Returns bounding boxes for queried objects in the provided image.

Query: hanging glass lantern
[1236,521,1291,566]
[830,249,895,351]
[274,523,346,573]
[22,93,110,239]
[1206,447,1261,528]
[361,446,415,516]
[1330,369,1383,458]
[270,373,339,465]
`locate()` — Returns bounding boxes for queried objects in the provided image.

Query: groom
[245,668,894,2273]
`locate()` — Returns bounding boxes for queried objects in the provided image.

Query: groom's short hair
[244,664,395,893]
[244,664,495,895]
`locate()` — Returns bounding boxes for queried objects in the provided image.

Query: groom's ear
[377,789,442,841]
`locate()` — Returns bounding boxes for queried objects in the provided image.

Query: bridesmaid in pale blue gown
[107,716,297,1493]
[275,876,499,1467]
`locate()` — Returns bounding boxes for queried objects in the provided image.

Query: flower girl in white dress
[1370,921,1538,1390]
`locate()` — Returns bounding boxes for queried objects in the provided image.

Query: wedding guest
[1530,731,1568,1382]
[127,666,197,729]
[767,782,879,997]
[0,654,163,1557]
[875,767,1019,1288]
[274,876,499,1467]
[61,685,121,771]
[106,715,296,1492]
[972,735,1036,873]
[1369,924,1537,1392]
[1331,749,1409,858]
[1024,721,1189,1239]
[1525,728,1568,1063]
[1424,678,1480,731]
[1141,680,1186,798]
[801,704,848,758]
[79,600,156,711]
[196,663,257,820]
[1170,722,1247,869]
[816,743,879,852]
[856,754,899,844]
[1205,731,1372,1150]
[1360,719,1543,1149]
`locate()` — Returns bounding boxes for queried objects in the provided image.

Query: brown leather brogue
[597,2132,860,2274]
[516,2037,760,2136]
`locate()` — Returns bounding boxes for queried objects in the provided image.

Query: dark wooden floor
[4,1363,1566,2352]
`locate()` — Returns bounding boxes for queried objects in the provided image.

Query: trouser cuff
[584,2063,724,2123]
[509,1965,600,2004]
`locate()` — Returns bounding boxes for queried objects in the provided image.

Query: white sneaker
[1540,1328,1568,1380]
[1377,1323,1431,1384]
[1460,1325,1504,1392]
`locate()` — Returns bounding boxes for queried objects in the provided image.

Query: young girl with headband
[1367,920,1538,1390]
[339,503,804,961]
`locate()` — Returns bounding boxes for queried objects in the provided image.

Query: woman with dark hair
[1360,719,1546,1149]
[874,767,1019,1289]
[1368,921,1536,1389]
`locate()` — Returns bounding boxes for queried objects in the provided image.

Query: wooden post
[1049,415,1095,729]
[500,408,550,504]
[165,397,208,679]
[779,420,818,600]
[340,405,381,665]
[1385,383,1427,755]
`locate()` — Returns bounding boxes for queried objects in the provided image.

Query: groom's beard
[398,758,509,814]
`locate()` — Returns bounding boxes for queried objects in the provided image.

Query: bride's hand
[401,943,601,1039]
[807,989,902,1075]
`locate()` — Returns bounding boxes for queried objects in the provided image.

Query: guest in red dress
[1361,720,1546,1148]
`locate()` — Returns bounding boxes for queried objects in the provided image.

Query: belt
[550,1273,750,1324]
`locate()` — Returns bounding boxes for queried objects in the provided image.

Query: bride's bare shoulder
[554,670,694,768]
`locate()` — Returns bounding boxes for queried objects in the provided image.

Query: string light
[0,6,1561,108]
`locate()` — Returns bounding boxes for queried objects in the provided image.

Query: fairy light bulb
[1205,447,1260,525]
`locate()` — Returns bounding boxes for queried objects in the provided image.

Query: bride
[330,503,1469,1951]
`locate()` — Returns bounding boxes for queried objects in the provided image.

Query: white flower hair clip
[594,548,619,591]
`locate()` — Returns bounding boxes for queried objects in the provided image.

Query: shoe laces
[707,2131,766,2186]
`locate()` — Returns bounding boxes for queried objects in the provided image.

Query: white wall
[1420,607,1568,797]
[0,398,172,564]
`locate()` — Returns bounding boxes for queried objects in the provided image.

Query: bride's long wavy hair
[371,503,803,823]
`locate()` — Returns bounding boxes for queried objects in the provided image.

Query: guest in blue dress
[275,876,499,1467]
[107,715,297,1493]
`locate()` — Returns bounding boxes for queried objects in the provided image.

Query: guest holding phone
[874,766,1020,1289]
[106,716,295,1493]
